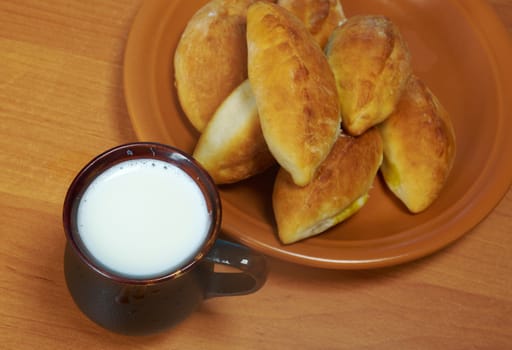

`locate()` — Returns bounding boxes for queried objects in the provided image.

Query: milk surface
[76,159,211,279]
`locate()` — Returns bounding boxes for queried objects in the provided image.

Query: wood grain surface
[1,1,511,349]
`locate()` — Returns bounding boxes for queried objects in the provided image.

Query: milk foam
[76,159,211,279]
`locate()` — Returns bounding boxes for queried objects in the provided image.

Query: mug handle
[205,239,268,298]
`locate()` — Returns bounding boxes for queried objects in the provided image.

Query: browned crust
[326,15,412,136]
[273,128,383,243]
[277,0,346,48]
[378,75,456,213]
[174,0,256,132]
[247,1,340,186]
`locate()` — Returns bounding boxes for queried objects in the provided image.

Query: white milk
[76,159,211,279]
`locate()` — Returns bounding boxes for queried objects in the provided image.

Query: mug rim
[62,142,222,285]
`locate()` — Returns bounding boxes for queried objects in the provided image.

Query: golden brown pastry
[378,75,456,213]
[193,80,275,184]
[273,129,383,244]
[247,1,341,187]
[325,15,412,136]
[277,0,346,49]
[174,0,256,132]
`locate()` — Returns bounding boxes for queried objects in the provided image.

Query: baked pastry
[247,1,341,186]
[193,80,275,184]
[325,15,412,136]
[273,129,383,244]
[277,0,346,49]
[378,75,456,213]
[174,0,256,132]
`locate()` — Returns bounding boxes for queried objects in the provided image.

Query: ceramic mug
[63,143,267,335]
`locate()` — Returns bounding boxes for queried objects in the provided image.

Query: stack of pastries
[174,0,456,244]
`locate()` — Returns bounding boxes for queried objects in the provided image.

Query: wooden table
[1,1,511,348]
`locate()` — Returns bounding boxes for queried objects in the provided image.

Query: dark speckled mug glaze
[63,143,267,335]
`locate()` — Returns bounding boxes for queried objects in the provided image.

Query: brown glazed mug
[63,143,267,335]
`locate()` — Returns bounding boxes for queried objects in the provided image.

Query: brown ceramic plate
[124,0,512,269]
